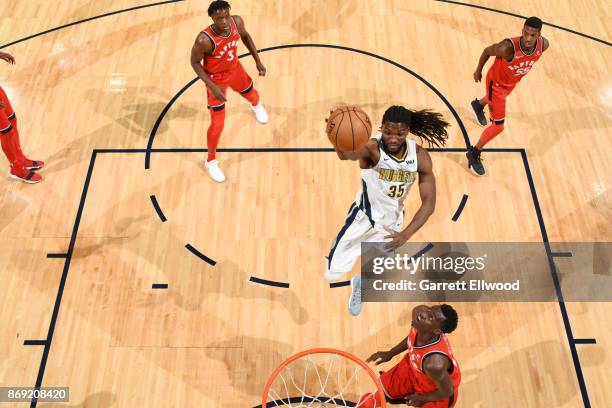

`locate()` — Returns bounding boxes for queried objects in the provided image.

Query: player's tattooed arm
[406,354,454,406]
[473,39,514,82]
[190,33,227,102]
[542,37,550,52]
[384,146,435,251]
[233,15,265,76]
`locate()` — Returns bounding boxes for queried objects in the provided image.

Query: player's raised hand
[473,69,482,82]
[383,226,408,250]
[256,61,266,76]
[0,52,16,64]
[366,351,393,365]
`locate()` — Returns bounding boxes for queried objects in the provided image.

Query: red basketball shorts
[484,69,516,124]
[0,85,15,132]
[206,62,254,109]
[379,357,458,408]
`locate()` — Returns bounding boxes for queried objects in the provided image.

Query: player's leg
[229,63,268,124]
[0,110,41,184]
[0,109,18,166]
[326,204,367,281]
[7,115,44,170]
[469,71,491,127]
[342,215,399,317]
[327,205,382,316]
[358,357,416,407]
[475,82,510,151]
[0,87,18,170]
[345,223,399,316]
[204,75,229,182]
[0,87,44,172]
[467,79,508,176]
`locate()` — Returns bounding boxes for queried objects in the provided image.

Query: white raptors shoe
[348,275,362,317]
[205,159,225,183]
[250,102,269,124]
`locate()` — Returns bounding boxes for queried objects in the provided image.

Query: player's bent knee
[239,82,254,95]
[492,119,505,129]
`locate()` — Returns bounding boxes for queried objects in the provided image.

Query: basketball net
[261,348,387,407]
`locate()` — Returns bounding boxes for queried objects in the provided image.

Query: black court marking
[185,243,217,266]
[412,242,435,260]
[149,195,167,222]
[520,150,591,407]
[5,1,598,405]
[552,252,573,258]
[435,0,611,47]
[152,283,168,289]
[23,340,47,346]
[30,151,97,408]
[0,0,187,50]
[145,43,471,168]
[46,253,67,259]
[0,0,606,50]
[144,77,198,169]
[249,276,290,289]
[107,147,521,154]
[574,339,597,345]
[451,194,469,221]
[27,148,594,408]
[330,280,351,288]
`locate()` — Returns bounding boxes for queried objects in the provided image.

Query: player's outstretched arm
[190,33,227,102]
[335,138,380,166]
[384,146,435,250]
[365,336,408,365]
[473,39,514,82]
[233,15,265,76]
[405,354,454,406]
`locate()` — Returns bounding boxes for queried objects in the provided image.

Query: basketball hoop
[261,348,387,407]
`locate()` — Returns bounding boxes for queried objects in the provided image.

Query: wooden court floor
[0,1,610,407]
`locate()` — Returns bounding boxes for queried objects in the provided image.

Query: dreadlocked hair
[381,105,450,147]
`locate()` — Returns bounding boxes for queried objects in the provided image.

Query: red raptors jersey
[405,327,461,393]
[202,16,241,74]
[489,36,544,85]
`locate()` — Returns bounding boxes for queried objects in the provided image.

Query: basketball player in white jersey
[327,106,449,316]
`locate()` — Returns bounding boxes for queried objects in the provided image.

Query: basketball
[325,106,372,151]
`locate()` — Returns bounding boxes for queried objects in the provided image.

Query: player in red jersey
[467,17,550,176]
[358,304,460,407]
[190,0,268,182]
[1,51,44,184]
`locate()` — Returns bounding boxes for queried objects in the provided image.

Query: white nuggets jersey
[326,135,419,279]
[355,135,418,227]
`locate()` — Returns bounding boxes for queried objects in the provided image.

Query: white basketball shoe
[251,102,269,124]
[348,275,362,317]
[205,159,226,183]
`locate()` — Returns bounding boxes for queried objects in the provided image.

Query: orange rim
[261,347,387,407]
